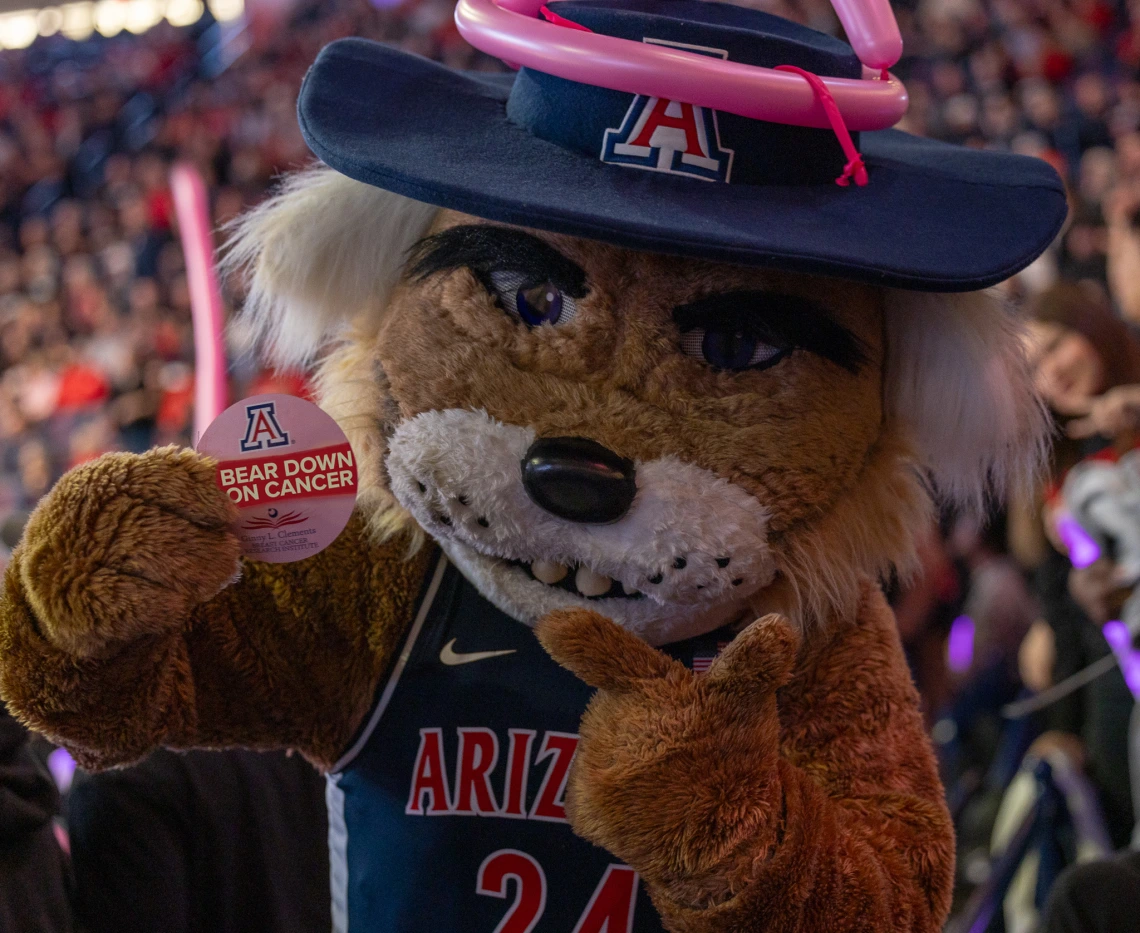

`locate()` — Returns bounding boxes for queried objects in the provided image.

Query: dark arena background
[1,1,1140,932]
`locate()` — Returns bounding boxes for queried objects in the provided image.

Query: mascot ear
[884,289,1050,513]
[223,165,439,367]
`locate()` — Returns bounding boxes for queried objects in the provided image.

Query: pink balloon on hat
[455,0,907,132]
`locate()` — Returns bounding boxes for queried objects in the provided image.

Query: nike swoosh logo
[439,638,517,666]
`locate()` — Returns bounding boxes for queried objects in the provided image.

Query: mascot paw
[18,446,241,657]
[536,608,799,896]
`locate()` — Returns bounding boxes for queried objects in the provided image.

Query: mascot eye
[489,271,579,327]
[680,328,789,371]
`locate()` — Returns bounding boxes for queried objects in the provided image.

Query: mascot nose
[521,437,636,524]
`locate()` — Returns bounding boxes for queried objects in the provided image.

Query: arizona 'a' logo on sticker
[601,39,735,183]
[241,401,291,452]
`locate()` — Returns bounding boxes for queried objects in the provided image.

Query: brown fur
[380,216,884,536]
[332,212,926,627]
[0,446,432,770]
[537,583,952,931]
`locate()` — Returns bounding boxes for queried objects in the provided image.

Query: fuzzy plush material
[0,447,432,771]
[387,408,777,644]
[221,167,439,369]
[537,584,953,931]
[0,173,1050,933]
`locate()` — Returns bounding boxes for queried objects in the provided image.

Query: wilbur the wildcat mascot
[0,1,1065,931]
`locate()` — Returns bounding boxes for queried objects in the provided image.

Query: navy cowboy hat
[297,0,1067,292]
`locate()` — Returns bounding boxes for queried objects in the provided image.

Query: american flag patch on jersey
[691,642,731,673]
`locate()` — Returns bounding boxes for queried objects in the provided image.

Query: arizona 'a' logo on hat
[601,40,735,183]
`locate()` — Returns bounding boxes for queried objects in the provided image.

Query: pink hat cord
[538,4,589,31]
[773,65,869,187]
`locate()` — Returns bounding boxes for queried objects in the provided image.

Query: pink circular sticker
[196,394,358,563]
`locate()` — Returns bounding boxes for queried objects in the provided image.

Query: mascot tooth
[0,1,1065,931]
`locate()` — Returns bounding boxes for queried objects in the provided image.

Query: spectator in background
[0,707,73,933]
[1106,176,1140,326]
[68,749,330,933]
[947,512,1040,730]
[1041,850,1140,933]
[1027,280,1140,426]
[1022,280,1140,850]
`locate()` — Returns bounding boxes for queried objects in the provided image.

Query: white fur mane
[222,164,439,368]
[883,288,1049,512]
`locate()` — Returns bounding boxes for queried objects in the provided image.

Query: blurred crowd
[0,0,498,560]
[3,0,1140,931]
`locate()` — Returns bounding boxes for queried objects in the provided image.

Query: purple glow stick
[47,747,77,792]
[947,615,975,673]
[1102,621,1140,700]
[1056,514,1102,569]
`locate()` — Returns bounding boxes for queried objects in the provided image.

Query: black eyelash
[406,225,589,299]
[672,292,867,372]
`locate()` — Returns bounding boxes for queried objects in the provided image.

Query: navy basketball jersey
[327,553,735,933]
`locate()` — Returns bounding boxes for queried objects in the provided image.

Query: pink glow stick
[454,0,908,131]
[171,163,228,441]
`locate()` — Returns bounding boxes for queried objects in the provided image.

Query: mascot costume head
[231,0,1060,642]
[0,1,1066,931]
